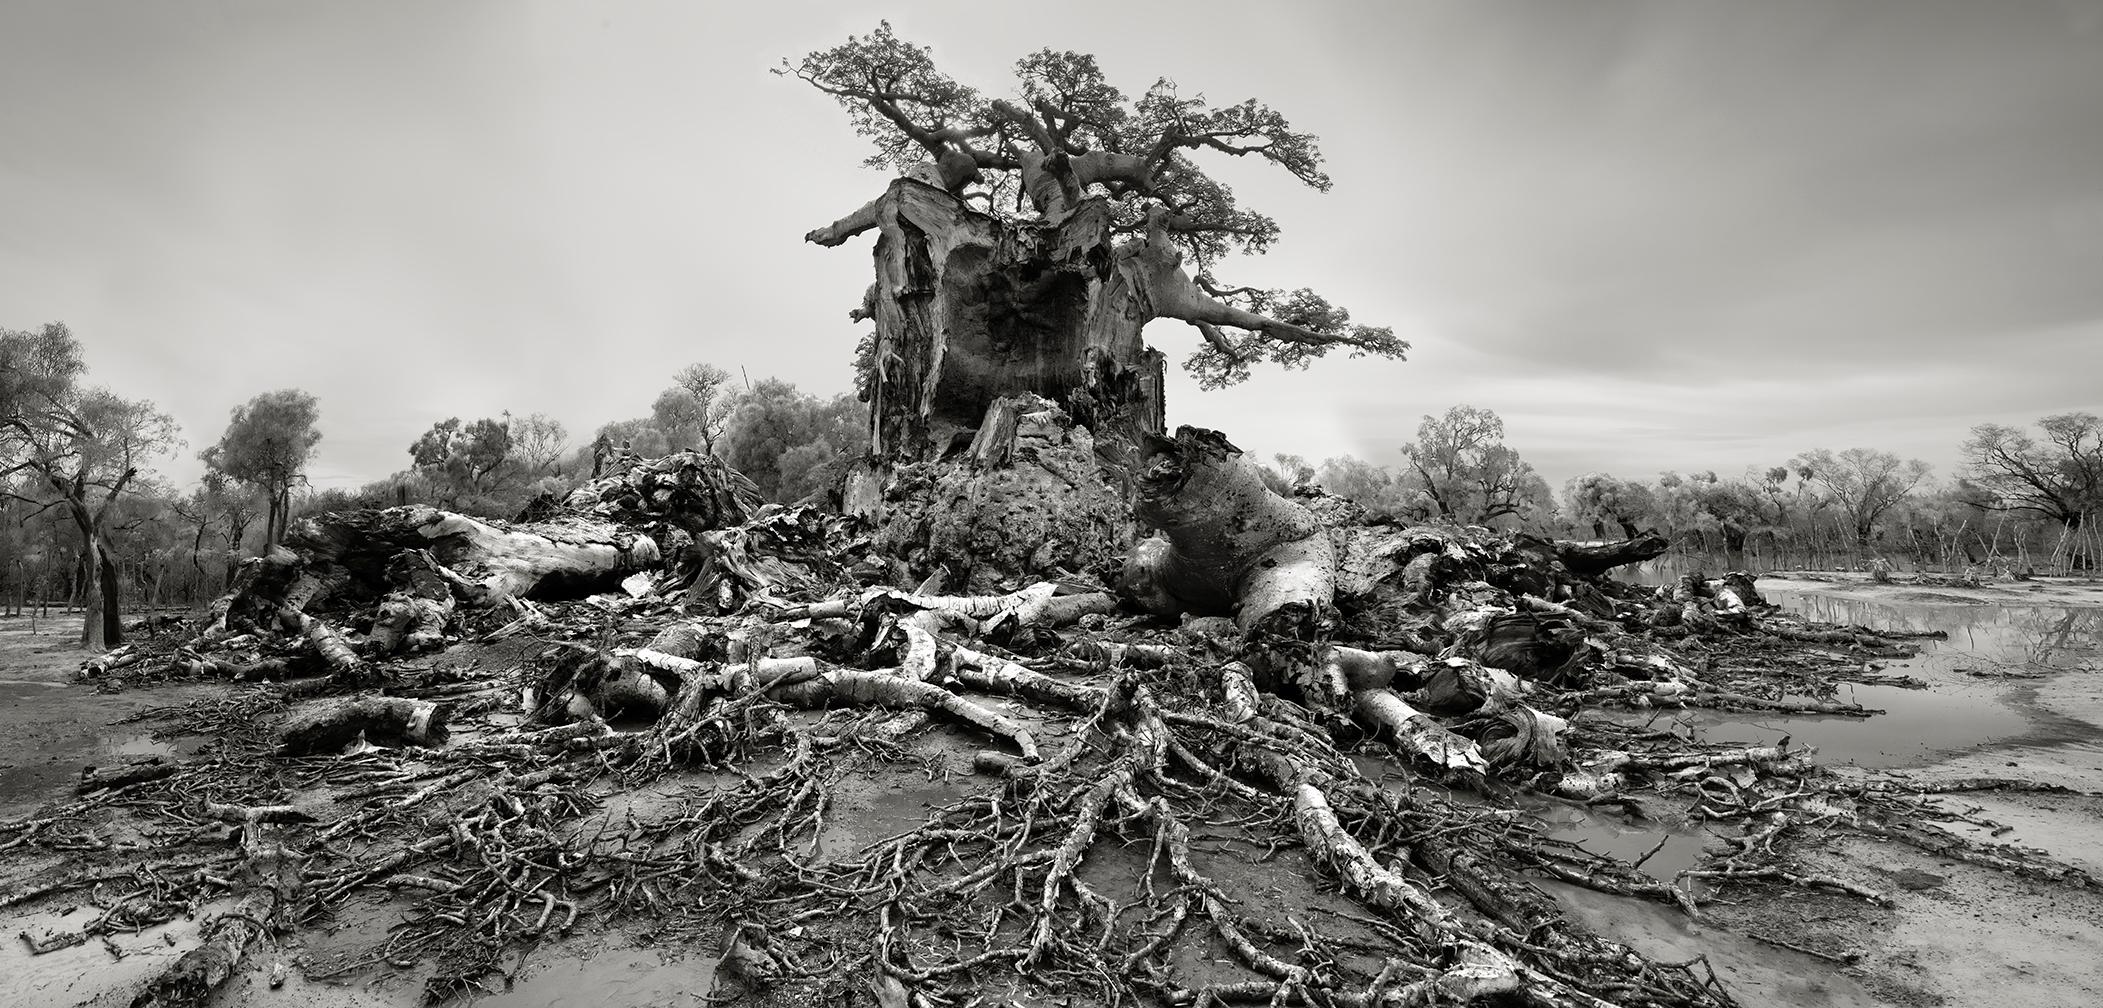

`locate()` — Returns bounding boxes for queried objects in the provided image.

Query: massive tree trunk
[814,179,1169,470]
[226,506,664,621]
[1120,427,1335,633]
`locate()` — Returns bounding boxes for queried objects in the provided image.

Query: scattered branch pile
[9,441,2091,1008]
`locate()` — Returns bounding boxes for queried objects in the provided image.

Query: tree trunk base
[862,396,1134,594]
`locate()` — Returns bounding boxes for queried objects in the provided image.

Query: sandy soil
[0,616,225,818]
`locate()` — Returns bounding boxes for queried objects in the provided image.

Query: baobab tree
[787,24,1406,464]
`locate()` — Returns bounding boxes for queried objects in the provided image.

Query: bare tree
[1791,448,1933,547]
[654,363,738,455]
[510,412,570,477]
[1960,412,2103,528]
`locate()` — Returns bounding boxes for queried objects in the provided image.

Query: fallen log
[277,697,449,755]
[77,758,178,794]
[129,887,274,1008]
[1542,533,1670,577]
[301,614,373,686]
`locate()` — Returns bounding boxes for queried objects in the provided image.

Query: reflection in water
[1772,592,2103,672]
[1542,583,2102,1006]
[1548,881,1884,1008]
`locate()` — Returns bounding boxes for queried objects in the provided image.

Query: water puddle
[0,681,188,816]
[1612,684,2030,770]
[1547,881,1883,1007]
[1542,585,2103,906]
[469,945,716,1007]
[1522,796,1710,881]
[1587,591,2102,773]
[813,774,960,861]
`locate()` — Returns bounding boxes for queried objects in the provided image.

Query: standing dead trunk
[1721,521,1749,573]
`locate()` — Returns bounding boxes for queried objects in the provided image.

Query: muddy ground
[4,578,2102,1007]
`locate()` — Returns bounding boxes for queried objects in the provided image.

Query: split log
[1351,688,1489,776]
[769,670,1039,759]
[277,697,449,755]
[1120,426,1335,633]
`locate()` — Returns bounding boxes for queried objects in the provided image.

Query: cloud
[2,0,2098,499]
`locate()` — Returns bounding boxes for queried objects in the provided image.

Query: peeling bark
[277,697,449,755]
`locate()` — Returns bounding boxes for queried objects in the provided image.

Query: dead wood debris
[21,447,2081,1008]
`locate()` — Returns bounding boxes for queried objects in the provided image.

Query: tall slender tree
[203,390,322,555]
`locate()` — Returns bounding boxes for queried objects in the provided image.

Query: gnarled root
[770,669,1039,760]
[1352,688,1489,776]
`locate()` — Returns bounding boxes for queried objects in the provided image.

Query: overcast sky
[4,0,2100,496]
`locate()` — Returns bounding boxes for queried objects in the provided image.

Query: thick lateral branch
[1121,426,1334,631]
[1543,533,1670,577]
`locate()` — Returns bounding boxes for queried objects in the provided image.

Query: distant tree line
[3,319,870,646]
[7,316,2098,649]
[1287,404,2101,576]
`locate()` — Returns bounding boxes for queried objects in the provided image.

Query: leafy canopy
[202,389,322,496]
